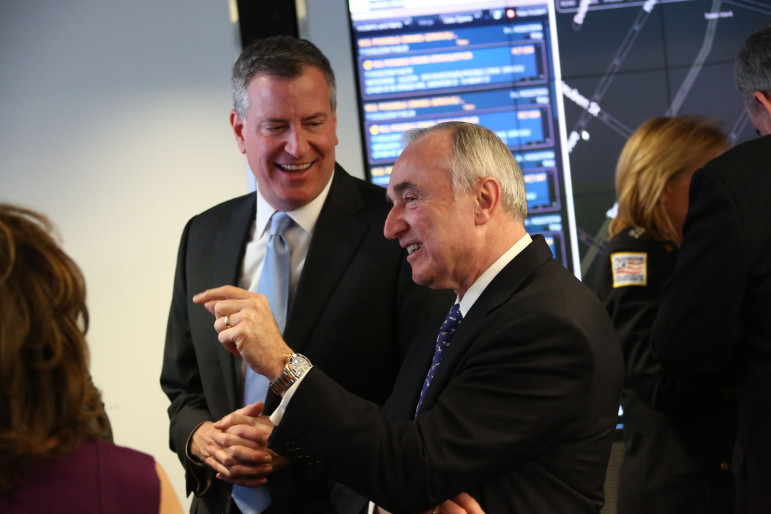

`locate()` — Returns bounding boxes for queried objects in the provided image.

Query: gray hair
[403,122,527,222]
[735,22,771,113]
[231,36,336,119]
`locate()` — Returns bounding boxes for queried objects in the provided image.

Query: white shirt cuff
[268,366,312,426]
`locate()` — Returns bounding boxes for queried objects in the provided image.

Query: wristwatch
[269,353,312,395]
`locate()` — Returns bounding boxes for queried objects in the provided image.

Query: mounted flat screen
[345,0,765,280]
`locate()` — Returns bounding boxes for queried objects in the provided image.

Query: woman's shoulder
[90,439,161,513]
[594,226,675,294]
[606,227,668,252]
[1,438,162,514]
[605,226,677,262]
[90,438,157,485]
[91,438,154,464]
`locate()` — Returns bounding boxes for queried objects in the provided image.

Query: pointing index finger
[193,285,253,311]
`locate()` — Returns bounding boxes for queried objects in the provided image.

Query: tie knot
[269,211,293,237]
[441,303,463,331]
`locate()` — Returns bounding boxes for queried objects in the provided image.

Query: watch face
[288,354,312,377]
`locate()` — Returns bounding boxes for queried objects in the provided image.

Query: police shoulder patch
[610,252,647,288]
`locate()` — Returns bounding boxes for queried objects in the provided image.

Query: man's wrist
[262,345,294,381]
[269,354,313,395]
[270,369,312,425]
[187,421,212,464]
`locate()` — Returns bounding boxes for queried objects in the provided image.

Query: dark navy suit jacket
[653,135,771,513]
[271,236,623,513]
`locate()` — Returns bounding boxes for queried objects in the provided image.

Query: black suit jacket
[652,135,771,513]
[161,166,453,513]
[270,236,623,513]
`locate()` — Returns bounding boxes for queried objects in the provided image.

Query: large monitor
[348,0,578,271]
[346,0,765,279]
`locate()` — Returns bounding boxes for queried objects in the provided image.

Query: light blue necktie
[232,211,293,514]
[414,303,463,420]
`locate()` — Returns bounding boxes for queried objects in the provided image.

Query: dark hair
[0,204,108,490]
[735,21,771,113]
[231,35,336,118]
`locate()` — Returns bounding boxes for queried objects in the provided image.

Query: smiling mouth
[277,162,313,172]
[407,243,422,255]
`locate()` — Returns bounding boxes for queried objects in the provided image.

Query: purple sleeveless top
[0,438,160,513]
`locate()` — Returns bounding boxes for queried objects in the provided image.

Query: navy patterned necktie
[233,211,293,514]
[414,303,463,419]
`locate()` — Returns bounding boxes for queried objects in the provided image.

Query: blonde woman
[594,117,735,513]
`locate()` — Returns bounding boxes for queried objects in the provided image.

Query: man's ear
[331,105,339,147]
[748,92,771,137]
[230,109,247,154]
[753,91,771,117]
[474,177,501,225]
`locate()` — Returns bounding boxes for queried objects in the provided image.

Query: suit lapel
[383,331,437,421]
[463,235,553,324]
[213,194,256,410]
[264,168,370,413]
[400,236,555,417]
[282,167,369,352]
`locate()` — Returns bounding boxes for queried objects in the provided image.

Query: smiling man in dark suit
[196,121,623,513]
[160,36,451,514]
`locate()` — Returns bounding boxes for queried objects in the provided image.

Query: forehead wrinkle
[259,111,327,124]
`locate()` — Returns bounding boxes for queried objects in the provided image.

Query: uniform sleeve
[596,242,724,412]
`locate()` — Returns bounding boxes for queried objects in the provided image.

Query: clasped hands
[190,285,293,486]
[192,285,484,513]
[190,402,281,487]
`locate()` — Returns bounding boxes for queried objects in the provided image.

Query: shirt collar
[457,233,532,316]
[256,170,335,236]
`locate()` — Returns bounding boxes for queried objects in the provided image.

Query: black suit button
[285,441,298,453]
[313,460,327,474]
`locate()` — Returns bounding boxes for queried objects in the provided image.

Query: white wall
[301,0,365,178]
[0,0,360,508]
[0,1,244,508]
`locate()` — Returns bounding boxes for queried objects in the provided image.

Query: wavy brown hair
[0,204,108,489]
[608,116,729,244]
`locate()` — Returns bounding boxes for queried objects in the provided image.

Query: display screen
[348,0,578,271]
[346,0,764,279]
[346,1,768,431]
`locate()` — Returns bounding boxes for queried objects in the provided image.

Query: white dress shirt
[235,173,333,399]
[272,233,534,428]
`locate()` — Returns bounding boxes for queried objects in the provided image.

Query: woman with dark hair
[594,117,736,513]
[0,204,182,513]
